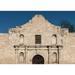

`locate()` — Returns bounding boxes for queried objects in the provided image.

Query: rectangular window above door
[35,35,41,44]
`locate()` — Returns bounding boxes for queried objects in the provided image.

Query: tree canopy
[60,20,75,32]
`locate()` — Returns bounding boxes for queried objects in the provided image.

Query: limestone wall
[0,33,16,64]
[0,15,75,64]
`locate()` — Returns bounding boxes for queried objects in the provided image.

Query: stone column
[15,49,19,64]
[25,46,27,64]
[47,46,51,64]
[57,47,59,64]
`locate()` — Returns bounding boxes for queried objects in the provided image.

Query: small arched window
[20,34,24,38]
[52,34,57,45]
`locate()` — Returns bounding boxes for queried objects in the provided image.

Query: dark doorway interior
[32,55,44,64]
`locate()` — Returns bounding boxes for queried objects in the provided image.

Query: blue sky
[0,11,75,33]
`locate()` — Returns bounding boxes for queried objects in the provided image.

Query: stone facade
[0,15,75,64]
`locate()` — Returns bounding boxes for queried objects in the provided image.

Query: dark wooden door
[32,55,44,64]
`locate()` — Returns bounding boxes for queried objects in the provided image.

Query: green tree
[60,20,75,32]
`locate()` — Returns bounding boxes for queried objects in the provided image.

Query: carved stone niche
[13,44,26,64]
[51,34,57,45]
[19,34,24,44]
[52,52,58,64]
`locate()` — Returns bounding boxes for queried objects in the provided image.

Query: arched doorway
[32,55,44,64]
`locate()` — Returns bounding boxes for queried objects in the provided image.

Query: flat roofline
[0,33,8,35]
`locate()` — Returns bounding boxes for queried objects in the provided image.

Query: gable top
[22,14,58,27]
[9,14,61,33]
